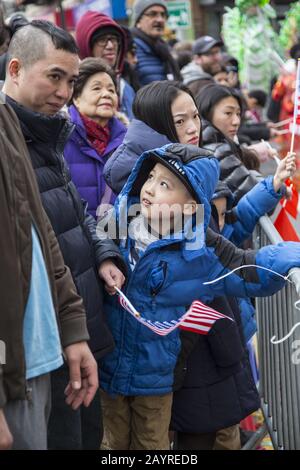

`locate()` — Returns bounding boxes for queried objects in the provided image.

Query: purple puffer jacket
[64,105,127,218]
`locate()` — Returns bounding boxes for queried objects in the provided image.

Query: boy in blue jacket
[97,143,300,450]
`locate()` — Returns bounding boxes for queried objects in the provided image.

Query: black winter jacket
[6,95,126,360]
[202,121,259,203]
[171,296,259,433]
[0,103,89,407]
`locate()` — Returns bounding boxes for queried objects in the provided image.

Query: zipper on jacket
[59,155,69,192]
[56,122,75,191]
[150,261,168,297]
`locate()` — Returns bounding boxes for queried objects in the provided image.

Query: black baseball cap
[192,36,223,55]
[131,151,199,202]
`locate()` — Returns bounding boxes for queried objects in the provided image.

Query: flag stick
[261,140,293,209]
[261,139,281,165]
[276,129,290,135]
[272,117,293,128]
[290,59,300,153]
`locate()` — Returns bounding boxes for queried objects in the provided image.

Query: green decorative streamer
[236,0,270,12]
[222,0,282,92]
[278,2,300,52]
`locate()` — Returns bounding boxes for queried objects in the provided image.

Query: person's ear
[73,96,81,111]
[193,55,202,66]
[7,58,21,83]
[183,199,197,216]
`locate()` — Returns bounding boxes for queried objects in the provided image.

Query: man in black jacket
[2,20,126,450]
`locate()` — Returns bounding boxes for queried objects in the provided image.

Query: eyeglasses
[143,10,168,20]
[94,35,119,47]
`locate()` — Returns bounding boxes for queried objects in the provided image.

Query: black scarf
[132,27,182,82]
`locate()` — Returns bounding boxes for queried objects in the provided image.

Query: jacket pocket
[150,261,168,296]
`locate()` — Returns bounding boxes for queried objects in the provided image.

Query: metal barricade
[248,215,300,450]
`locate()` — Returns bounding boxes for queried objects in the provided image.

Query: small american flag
[115,288,233,336]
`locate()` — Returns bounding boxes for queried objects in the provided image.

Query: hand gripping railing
[246,215,300,450]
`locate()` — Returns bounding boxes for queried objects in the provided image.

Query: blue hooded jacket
[100,143,300,396]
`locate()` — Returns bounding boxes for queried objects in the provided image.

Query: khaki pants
[100,390,173,450]
[214,424,241,450]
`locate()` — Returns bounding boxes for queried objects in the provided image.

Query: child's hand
[98,260,126,295]
[267,145,279,159]
[273,152,296,193]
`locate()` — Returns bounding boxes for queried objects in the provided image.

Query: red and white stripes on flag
[115,288,233,336]
[179,300,233,334]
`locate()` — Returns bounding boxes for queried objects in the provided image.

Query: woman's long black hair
[132,80,202,145]
[196,84,259,171]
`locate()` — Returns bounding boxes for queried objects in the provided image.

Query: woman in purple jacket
[64,58,127,218]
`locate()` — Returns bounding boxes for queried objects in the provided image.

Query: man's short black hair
[28,20,78,54]
[7,20,78,68]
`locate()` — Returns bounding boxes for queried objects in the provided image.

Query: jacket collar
[5,94,73,148]
[202,119,225,145]
[124,119,171,150]
[68,104,126,157]
[181,62,213,86]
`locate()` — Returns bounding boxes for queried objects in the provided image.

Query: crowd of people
[0,0,300,451]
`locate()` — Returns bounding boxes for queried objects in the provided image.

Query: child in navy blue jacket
[98,143,300,450]
[207,152,295,450]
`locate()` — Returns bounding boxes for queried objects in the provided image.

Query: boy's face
[213,71,229,86]
[212,197,227,231]
[140,163,196,233]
